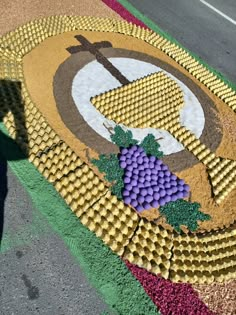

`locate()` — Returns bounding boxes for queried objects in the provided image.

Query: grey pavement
[0,165,111,315]
[129,0,236,84]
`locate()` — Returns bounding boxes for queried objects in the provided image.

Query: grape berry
[119,145,189,212]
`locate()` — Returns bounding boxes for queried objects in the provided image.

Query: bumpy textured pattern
[3,82,62,165]
[92,71,236,204]
[208,158,236,204]
[170,125,236,204]
[170,227,236,284]
[114,20,150,40]
[0,16,75,57]
[146,32,168,49]
[33,141,84,183]
[1,16,235,111]
[158,42,236,112]
[91,71,184,129]
[0,48,22,79]
[124,220,236,284]
[123,219,174,279]
[80,191,139,255]
[0,15,236,283]
[69,16,115,33]
[54,164,108,216]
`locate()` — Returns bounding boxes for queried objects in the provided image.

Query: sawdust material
[23,30,225,166]
[22,29,236,231]
[175,91,236,231]
[176,163,236,232]
[54,46,221,167]
[0,0,121,36]
[215,104,236,160]
[53,48,120,157]
[193,280,236,315]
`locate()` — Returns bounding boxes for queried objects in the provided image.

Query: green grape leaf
[159,199,211,233]
[91,154,124,199]
[110,178,124,200]
[110,125,138,148]
[140,134,164,158]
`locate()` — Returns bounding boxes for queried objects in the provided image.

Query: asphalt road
[0,165,111,315]
[129,0,236,84]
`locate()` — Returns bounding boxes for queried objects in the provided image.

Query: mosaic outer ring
[0,15,236,284]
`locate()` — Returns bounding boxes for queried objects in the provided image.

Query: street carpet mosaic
[0,13,236,314]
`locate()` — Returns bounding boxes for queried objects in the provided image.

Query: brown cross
[67,35,130,85]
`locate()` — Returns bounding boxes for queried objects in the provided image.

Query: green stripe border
[117,0,236,90]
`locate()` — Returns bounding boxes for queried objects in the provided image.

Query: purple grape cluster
[119,145,190,212]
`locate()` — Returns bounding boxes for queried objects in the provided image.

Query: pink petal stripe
[125,261,216,315]
[102,0,148,28]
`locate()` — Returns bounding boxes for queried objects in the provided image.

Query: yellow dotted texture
[0,16,236,283]
[33,141,84,183]
[0,48,85,184]
[0,48,22,79]
[170,125,236,204]
[0,16,75,57]
[0,16,235,112]
[0,17,140,257]
[170,227,236,284]
[123,220,236,284]
[92,72,236,204]
[91,71,184,129]
[123,219,174,279]
[157,42,236,112]
[54,164,108,216]
[80,191,139,256]
[69,16,116,33]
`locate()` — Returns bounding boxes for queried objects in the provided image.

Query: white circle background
[72,58,205,155]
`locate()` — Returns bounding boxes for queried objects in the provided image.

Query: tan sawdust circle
[53,47,222,172]
[23,30,236,232]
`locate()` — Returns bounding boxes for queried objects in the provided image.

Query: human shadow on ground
[0,80,29,248]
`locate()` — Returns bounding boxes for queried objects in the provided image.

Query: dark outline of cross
[66,35,130,85]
